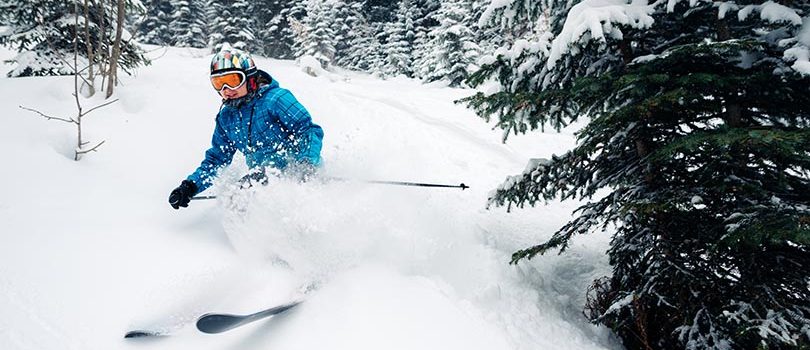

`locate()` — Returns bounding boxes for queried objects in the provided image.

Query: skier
[169,45,324,210]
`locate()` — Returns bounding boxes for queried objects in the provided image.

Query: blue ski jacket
[187,72,324,194]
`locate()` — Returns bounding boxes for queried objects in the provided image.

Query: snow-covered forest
[1,0,809,349]
[1,0,489,85]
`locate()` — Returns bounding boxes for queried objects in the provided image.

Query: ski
[196,300,302,334]
[124,330,168,338]
[124,300,301,338]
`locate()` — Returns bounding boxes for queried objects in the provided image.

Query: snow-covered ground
[0,46,621,350]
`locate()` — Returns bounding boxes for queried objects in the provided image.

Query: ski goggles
[210,70,246,91]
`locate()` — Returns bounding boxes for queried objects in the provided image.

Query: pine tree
[328,0,350,61]
[0,0,75,76]
[0,0,148,78]
[379,0,416,77]
[417,0,479,86]
[170,0,207,48]
[207,0,257,51]
[363,0,397,23]
[336,4,385,72]
[464,0,810,349]
[410,0,440,79]
[137,0,174,45]
[294,0,336,69]
[470,0,500,54]
[251,0,293,58]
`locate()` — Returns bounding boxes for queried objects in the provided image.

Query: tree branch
[19,106,76,123]
[82,98,118,117]
[76,140,106,155]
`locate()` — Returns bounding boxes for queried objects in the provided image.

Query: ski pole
[190,177,468,200]
[325,177,469,190]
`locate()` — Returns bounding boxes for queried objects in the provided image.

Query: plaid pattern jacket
[187,72,324,193]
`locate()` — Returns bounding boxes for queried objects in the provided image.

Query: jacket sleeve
[274,90,324,165]
[186,115,236,194]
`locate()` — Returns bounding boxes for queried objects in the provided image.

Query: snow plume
[213,163,500,287]
[212,176,616,349]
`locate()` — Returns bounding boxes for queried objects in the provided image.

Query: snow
[478,0,515,27]
[547,0,657,69]
[297,55,325,76]
[630,54,658,64]
[784,17,810,75]
[738,1,803,26]
[0,45,619,350]
[715,2,739,19]
[538,0,809,76]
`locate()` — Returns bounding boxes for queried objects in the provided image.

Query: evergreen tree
[287,0,309,59]
[336,4,385,72]
[363,0,397,23]
[294,0,336,69]
[207,0,257,51]
[170,0,207,48]
[417,0,479,86]
[137,0,174,45]
[379,0,416,77]
[464,0,810,349]
[409,0,439,75]
[0,0,148,78]
[252,0,295,58]
[332,0,363,69]
[0,0,74,76]
[470,0,500,54]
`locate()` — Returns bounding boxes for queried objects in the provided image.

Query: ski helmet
[210,43,257,75]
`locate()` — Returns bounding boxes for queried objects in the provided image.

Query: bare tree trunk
[73,1,86,160]
[83,0,96,96]
[98,0,108,91]
[106,0,125,98]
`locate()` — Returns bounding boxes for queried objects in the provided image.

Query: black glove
[239,168,269,189]
[169,180,197,209]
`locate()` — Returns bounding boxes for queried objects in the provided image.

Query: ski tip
[196,313,242,334]
[124,330,166,339]
[197,301,303,334]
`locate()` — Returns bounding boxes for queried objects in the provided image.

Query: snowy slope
[0,46,621,350]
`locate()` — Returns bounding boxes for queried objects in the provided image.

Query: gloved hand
[169,180,197,209]
[239,169,269,189]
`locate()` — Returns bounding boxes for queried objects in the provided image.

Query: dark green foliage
[171,0,208,48]
[137,0,174,45]
[0,0,76,76]
[252,0,295,58]
[207,0,256,51]
[464,0,810,348]
[1,0,148,77]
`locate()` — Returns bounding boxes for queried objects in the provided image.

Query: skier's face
[220,84,248,100]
